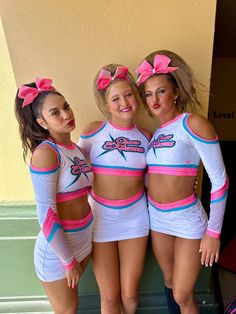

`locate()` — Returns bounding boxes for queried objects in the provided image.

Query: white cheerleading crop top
[146,113,229,238]
[78,121,150,176]
[30,140,93,269]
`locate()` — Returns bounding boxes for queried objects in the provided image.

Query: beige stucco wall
[0,17,34,201]
[0,0,217,202]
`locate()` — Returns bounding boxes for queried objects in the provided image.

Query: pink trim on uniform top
[61,210,93,230]
[56,187,90,203]
[56,142,75,150]
[81,121,106,136]
[63,257,77,270]
[91,189,143,207]
[159,113,183,129]
[211,177,229,201]
[148,193,196,210]
[47,138,75,150]
[185,115,219,142]
[206,228,220,239]
[148,166,197,176]
[92,167,144,176]
[109,120,134,130]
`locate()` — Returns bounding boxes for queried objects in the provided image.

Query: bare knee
[121,291,138,313]
[53,302,78,314]
[101,294,121,311]
[173,289,194,307]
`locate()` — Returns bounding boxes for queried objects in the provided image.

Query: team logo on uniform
[70,157,91,176]
[98,134,145,160]
[149,134,175,155]
[65,156,92,188]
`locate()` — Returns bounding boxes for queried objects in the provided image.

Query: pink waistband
[148,166,198,176]
[148,193,197,210]
[90,189,144,207]
[56,187,90,203]
[61,210,93,231]
[92,167,144,177]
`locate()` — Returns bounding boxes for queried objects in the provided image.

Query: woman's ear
[174,88,179,101]
[36,117,47,130]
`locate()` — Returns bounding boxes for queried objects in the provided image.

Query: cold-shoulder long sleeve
[30,162,77,270]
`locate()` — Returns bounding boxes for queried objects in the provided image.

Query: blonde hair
[93,64,142,119]
[138,50,203,113]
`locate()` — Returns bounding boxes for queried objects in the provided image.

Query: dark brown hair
[15,82,62,161]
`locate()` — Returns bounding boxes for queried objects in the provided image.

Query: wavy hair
[137,50,203,114]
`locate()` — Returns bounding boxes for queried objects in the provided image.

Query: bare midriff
[93,174,144,200]
[148,173,197,203]
[57,194,91,220]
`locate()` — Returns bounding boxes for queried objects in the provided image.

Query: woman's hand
[199,234,220,267]
[65,262,82,288]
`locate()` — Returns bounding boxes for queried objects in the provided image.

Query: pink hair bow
[18,78,55,107]
[136,55,178,86]
[96,66,129,90]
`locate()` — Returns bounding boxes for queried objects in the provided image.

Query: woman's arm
[187,114,229,266]
[31,144,81,286]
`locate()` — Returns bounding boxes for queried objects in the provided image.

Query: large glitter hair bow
[18,78,55,107]
[136,55,178,86]
[96,66,129,90]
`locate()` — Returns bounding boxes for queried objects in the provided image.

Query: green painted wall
[0,204,219,313]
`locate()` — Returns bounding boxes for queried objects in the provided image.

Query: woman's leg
[41,254,90,314]
[42,279,78,314]
[172,237,202,314]
[92,241,121,314]
[151,231,180,314]
[119,236,148,314]
[151,231,175,287]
